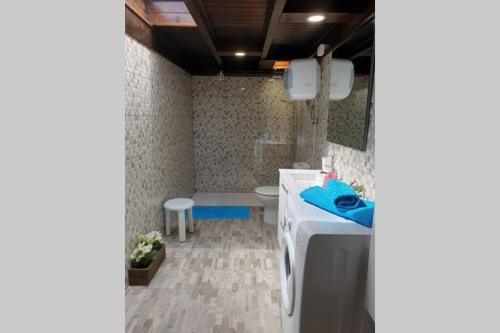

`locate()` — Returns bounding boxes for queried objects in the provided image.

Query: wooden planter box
[128,244,165,285]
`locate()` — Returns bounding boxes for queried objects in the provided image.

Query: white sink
[279,169,323,194]
[295,179,320,191]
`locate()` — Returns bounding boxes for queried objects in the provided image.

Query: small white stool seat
[163,198,195,242]
[164,198,194,211]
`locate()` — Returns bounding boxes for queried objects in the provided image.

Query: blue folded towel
[299,180,374,228]
[324,179,361,210]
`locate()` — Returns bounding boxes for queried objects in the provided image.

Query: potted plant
[128,231,165,285]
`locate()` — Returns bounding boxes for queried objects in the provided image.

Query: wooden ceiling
[125,0,374,76]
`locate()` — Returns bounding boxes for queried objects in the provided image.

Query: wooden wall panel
[125,5,154,50]
[125,5,190,72]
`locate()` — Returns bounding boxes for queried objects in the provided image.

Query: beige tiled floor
[192,193,263,207]
[126,208,281,333]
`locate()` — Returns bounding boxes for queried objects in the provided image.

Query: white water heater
[329,58,354,100]
[283,59,320,101]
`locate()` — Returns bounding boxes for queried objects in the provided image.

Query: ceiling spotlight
[307,15,325,23]
[235,52,246,57]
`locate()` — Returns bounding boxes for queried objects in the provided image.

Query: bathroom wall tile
[192,76,228,97]
[192,76,296,193]
[125,35,195,268]
[192,95,225,118]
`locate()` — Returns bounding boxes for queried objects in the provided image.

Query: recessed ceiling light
[235,52,246,57]
[307,15,325,23]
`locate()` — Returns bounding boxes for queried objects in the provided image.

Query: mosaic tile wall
[125,35,195,262]
[293,53,375,200]
[192,76,296,192]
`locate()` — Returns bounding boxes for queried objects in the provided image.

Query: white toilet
[255,162,311,225]
[255,186,280,225]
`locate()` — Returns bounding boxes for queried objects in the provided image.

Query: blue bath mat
[192,206,250,219]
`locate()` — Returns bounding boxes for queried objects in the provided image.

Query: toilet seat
[255,186,279,197]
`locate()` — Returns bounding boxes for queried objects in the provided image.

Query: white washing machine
[280,194,372,333]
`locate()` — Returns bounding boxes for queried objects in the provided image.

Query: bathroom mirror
[327,45,374,151]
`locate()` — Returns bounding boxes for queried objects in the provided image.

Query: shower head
[216,70,225,81]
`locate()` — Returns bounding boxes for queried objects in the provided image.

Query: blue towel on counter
[299,180,374,228]
[324,179,361,210]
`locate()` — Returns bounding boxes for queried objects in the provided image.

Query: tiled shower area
[192,76,296,193]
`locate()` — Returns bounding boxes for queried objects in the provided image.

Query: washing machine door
[280,231,295,316]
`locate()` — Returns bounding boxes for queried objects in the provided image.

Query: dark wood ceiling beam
[192,0,218,40]
[350,45,373,60]
[259,59,275,70]
[308,10,374,58]
[280,12,366,24]
[305,0,374,57]
[282,0,370,13]
[261,0,287,59]
[183,0,222,66]
[348,40,374,59]
[325,13,374,56]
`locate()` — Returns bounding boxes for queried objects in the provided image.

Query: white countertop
[279,169,323,194]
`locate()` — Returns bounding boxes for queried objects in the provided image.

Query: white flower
[145,231,163,243]
[130,248,138,259]
[137,242,152,253]
[131,248,144,262]
[131,241,154,263]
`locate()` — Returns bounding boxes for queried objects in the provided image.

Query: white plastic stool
[163,198,195,242]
